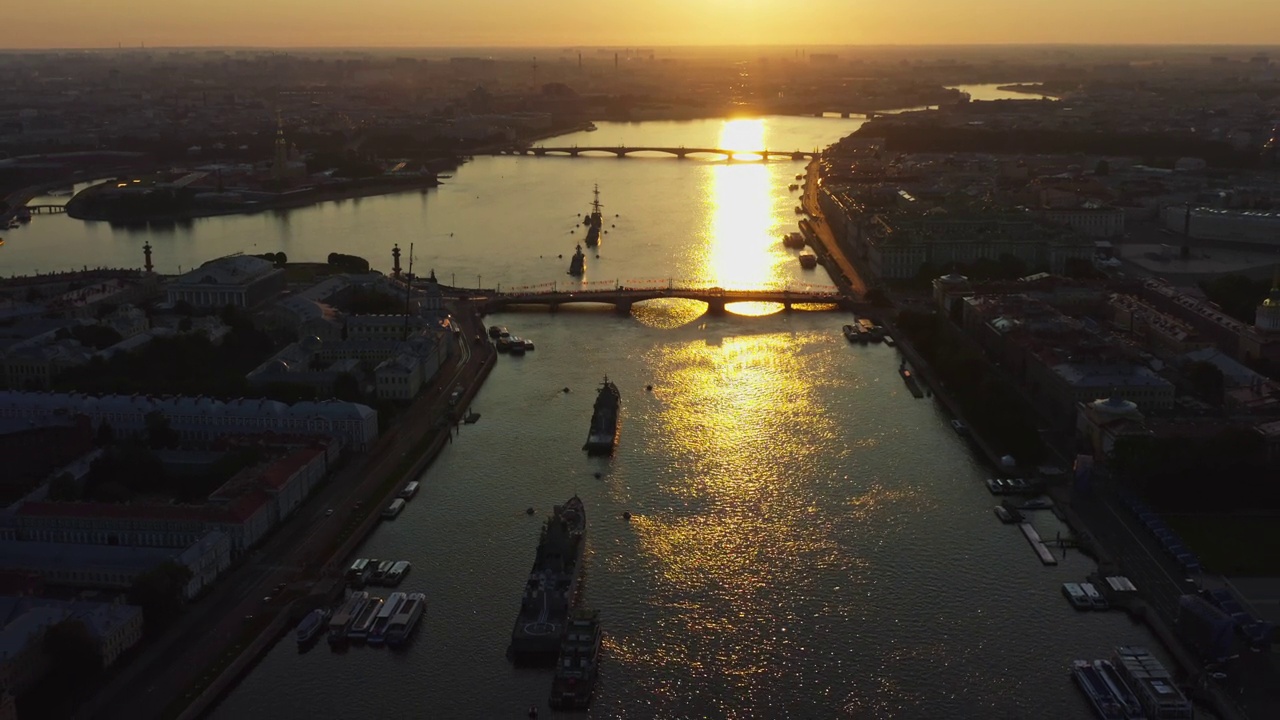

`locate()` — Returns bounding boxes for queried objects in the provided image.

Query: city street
[800,157,867,297]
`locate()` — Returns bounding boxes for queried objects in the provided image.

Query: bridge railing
[494,279,843,297]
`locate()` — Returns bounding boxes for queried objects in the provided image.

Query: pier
[1018,522,1059,566]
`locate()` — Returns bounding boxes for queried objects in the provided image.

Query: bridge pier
[614,301,632,316]
[548,303,559,313]
[706,299,726,316]
[783,301,793,312]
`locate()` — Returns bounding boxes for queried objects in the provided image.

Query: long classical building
[165,255,286,309]
[0,392,378,451]
[859,209,1093,280]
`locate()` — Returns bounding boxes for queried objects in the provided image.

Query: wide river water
[7,87,1156,719]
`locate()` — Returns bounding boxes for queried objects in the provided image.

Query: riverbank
[995,83,1062,99]
[889,312,1249,720]
[168,304,496,720]
[81,302,496,720]
[799,157,867,297]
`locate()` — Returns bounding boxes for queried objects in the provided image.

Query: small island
[65,122,446,223]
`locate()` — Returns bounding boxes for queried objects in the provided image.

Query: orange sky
[14,0,1280,48]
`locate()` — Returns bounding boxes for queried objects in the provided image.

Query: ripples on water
[210,307,1158,720]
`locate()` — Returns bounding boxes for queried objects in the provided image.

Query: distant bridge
[24,204,67,214]
[483,280,860,315]
[494,146,817,161]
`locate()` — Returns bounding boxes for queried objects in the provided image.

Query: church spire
[272,110,289,180]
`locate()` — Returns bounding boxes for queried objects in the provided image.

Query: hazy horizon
[12,0,1280,50]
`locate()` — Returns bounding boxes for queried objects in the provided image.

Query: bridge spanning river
[493,146,817,161]
[481,280,860,314]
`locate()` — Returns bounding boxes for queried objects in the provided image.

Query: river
[10,109,1150,719]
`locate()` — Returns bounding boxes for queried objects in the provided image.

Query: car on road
[262,595,273,603]
[325,508,335,517]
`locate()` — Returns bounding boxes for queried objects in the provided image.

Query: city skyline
[12,0,1280,49]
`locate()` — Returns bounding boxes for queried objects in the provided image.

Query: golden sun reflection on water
[703,119,780,291]
[610,330,941,710]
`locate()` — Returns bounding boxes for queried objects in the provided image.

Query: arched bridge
[495,146,817,161]
[483,281,858,315]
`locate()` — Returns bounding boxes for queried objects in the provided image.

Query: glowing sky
[15,0,1280,48]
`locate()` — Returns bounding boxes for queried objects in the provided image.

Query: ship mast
[591,184,602,217]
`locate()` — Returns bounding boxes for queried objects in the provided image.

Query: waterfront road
[86,302,496,720]
[800,157,867,297]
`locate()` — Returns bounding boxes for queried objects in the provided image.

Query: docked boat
[583,185,603,248]
[986,478,1008,495]
[996,501,1025,523]
[509,336,527,355]
[788,183,800,191]
[497,334,514,353]
[883,334,897,347]
[399,481,420,500]
[582,376,621,455]
[1062,582,1092,611]
[1072,659,1127,720]
[347,596,384,642]
[782,232,806,249]
[1093,659,1143,719]
[794,206,804,215]
[841,324,857,342]
[295,608,329,645]
[549,608,603,710]
[464,411,482,424]
[510,496,587,664]
[382,499,405,519]
[857,318,882,342]
[488,325,507,339]
[951,419,968,435]
[346,558,374,588]
[385,561,411,586]
[368,592,407,646]
[1004,477,1030,493]
[568,244,586,277]
[898,363,923,397]
[328,591,370,645]
[385,592,427,647]
[370,560,394,585]
[1082,583,1109,611]
[798,252,818,269]
[1111,646,1192,719]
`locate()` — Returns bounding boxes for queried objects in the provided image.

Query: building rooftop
[1052,362,1173,390]
[0,538,194,576]
[171,255,280,287]
[16,500,221,524]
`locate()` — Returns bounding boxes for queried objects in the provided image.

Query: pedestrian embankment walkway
[176,611,291,720]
